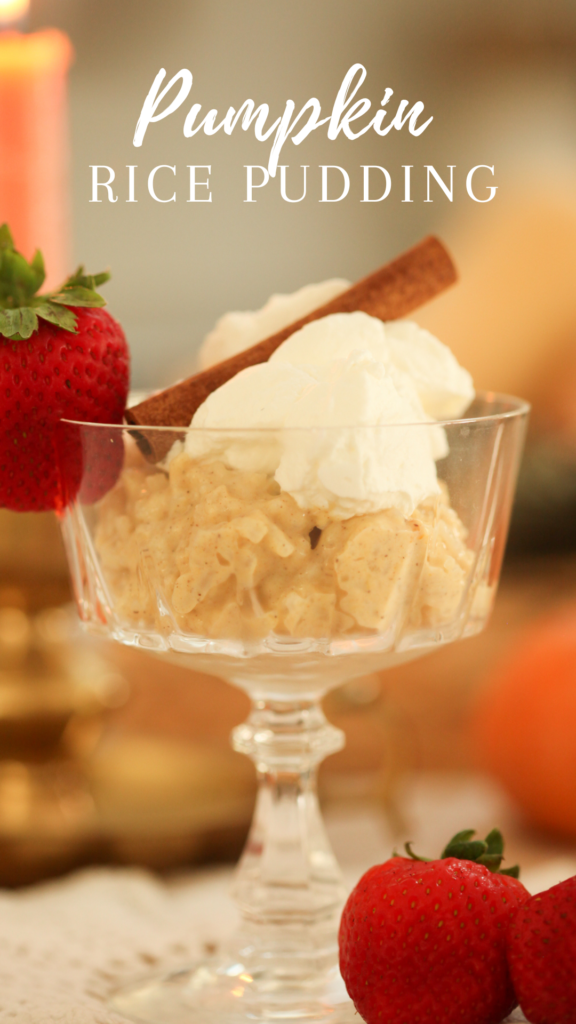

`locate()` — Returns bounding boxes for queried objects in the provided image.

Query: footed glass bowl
[55,393,528,1024]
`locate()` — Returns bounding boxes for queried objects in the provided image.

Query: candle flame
[0,0,29,26]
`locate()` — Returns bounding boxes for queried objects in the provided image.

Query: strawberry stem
[403,841,431,863]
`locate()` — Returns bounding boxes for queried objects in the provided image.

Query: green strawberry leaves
[499,864,521,879]
[0,223,110,340]
[50,286,106,308]
[33,303,78,331]
[49,267,110,310]
[63,266,111,291]
[402,827,521,878]
[0,307,38,339]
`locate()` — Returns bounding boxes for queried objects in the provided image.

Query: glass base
[110,954,356,1024]
[110,958,529,1024]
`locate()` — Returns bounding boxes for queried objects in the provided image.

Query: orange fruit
[473,601,576,838]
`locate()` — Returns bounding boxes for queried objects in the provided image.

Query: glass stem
[231,700,347,976]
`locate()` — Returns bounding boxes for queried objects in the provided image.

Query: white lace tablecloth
[2,775,575,1024]
[0,866,237,1024]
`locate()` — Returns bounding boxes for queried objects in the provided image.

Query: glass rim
[60,390,530,433]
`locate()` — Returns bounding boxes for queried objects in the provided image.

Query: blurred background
[1,0,576,884]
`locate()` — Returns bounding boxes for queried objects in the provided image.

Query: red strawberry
[0,224,129,512]
[507,875,576,1024]
[339,829,529,1024]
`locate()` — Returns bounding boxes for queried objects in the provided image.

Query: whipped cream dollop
[198,279,350,369]
[185,293,474,520]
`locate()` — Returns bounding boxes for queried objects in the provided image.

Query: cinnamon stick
[126,235,456,457]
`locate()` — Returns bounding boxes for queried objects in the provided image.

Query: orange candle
[0,11,73,288]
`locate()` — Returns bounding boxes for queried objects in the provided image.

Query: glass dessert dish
[55,393,528,1024]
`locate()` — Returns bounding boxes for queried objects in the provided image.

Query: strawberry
[339,828,530,1024]
[507,875,576,1024]
[0,224,129,512]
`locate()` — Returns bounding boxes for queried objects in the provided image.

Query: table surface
[2,772,574,1024]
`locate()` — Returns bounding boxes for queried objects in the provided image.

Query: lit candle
[0,1,73,288]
